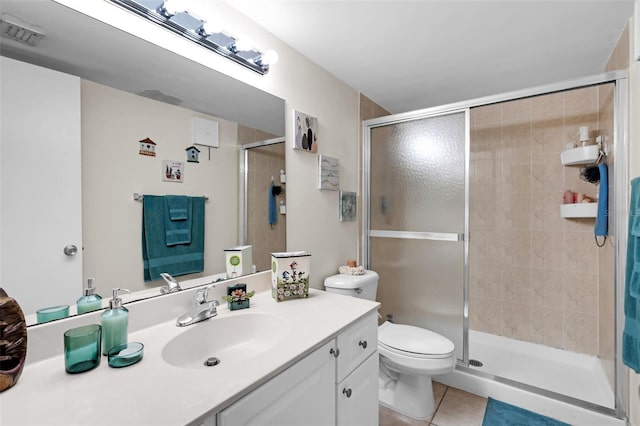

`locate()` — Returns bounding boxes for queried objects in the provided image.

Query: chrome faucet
[160,273,182,294]
[176,287,219,327]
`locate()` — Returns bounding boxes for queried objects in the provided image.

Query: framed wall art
[318,155,339,190]
[340,191,356,222]
[293,110,318,153]
[162,160,184,183]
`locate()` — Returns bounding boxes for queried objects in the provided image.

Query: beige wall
[183,3,362,285]
[469,85,615,363]
[81,80,241,295]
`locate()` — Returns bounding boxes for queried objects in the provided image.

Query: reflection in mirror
[241,139,287,271]
[0,0,285,325]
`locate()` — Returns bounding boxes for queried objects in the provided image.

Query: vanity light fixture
[108,0,278,75]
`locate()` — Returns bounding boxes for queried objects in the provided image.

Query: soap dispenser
[76,278,103,314]
[101,288,131,355]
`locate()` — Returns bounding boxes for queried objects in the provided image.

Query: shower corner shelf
[560,145,600,166]
[560,203,598,218]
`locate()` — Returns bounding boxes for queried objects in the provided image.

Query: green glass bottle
[76,278,103,314]
[101,288,130,355]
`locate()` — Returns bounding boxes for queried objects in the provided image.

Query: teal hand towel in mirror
[269,182,277,226]
[164,196,192,246]
[142,196,205,282]
[166,195,189,220]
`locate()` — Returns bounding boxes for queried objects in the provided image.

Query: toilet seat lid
[378,322,454,356]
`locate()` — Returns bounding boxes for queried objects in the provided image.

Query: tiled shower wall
[469,84,615,362]
[238,125,285,272]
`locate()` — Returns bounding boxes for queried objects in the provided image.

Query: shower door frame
[363,107,471,365]
[239,137,286,245]
[362,69,629,420]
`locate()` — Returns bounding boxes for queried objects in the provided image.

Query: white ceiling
[0,0,285,136]
[229,1,635,114]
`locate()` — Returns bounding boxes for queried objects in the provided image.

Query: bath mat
[482,398,570,426]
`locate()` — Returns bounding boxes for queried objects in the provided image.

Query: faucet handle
[160,273,182,294]
[193,287,211,305]
[208,299,219,314]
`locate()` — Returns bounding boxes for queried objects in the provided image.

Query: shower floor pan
[468,330,614,409]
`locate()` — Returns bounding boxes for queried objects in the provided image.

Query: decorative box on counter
[224,245,253,278]
[223,283,254,310]
[271,251,311,302]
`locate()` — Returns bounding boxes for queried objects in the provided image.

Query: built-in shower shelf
[560,145,600,166]
[560,203,598,218]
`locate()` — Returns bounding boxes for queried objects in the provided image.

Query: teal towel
[167,195,189,220]
[595,163,608,237]
[142,195,205,282]
[269,182,277,226]
[165,195,192,246]
[624,177,640,373]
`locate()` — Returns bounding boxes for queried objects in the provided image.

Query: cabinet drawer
[336,312,377,381]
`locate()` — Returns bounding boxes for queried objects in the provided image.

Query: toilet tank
[323,270,379,301]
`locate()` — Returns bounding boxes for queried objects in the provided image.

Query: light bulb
[201,21,223,36]
[162,0,186,16]
[234,35,254,52]
[260,50,279,66]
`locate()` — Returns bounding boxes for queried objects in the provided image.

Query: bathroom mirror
[0,0,285,325]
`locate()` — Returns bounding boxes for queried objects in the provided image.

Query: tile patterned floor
[379,382,488,426]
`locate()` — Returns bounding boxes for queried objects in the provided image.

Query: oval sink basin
[161,311,291,369]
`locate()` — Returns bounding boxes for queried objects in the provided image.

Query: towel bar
[133,193,209,201]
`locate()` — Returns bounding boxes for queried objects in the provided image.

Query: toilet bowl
[323,270,456,420]
[378,321,456,419]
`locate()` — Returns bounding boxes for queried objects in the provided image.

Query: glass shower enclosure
[362,72,628,421]
[363,110,468,362]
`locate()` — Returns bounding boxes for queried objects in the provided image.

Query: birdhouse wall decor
[185,145,200,163]
[138,137,157,157]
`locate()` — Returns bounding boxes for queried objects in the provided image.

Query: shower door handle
[369,230,463,242]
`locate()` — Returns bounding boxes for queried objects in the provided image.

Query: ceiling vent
[0,13,44,47]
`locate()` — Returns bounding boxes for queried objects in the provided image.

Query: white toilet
[324,270,456,420]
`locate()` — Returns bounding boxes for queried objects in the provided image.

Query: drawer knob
[358,340,368,349]
[343,388,352,398]
[330,348,340,358]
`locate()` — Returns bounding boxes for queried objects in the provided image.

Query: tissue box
[224,245,253,278]
[271,251,311,302]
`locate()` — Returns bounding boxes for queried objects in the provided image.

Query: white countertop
[1,288,379,426]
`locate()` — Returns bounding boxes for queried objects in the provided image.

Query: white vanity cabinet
[335,312,379,426]
[216,340,336,426]
[216,313,378,426]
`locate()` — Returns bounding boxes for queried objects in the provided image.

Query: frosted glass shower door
[367,111,467,361]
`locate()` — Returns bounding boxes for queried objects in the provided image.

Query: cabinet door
[336,313,378,382]
[218,341,335,426]
[337,353,379,426]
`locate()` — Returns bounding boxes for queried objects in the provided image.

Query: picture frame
[339,191,357,222]
[293,110,318,152]
[162,160,184,183]
[318,155,339,190]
